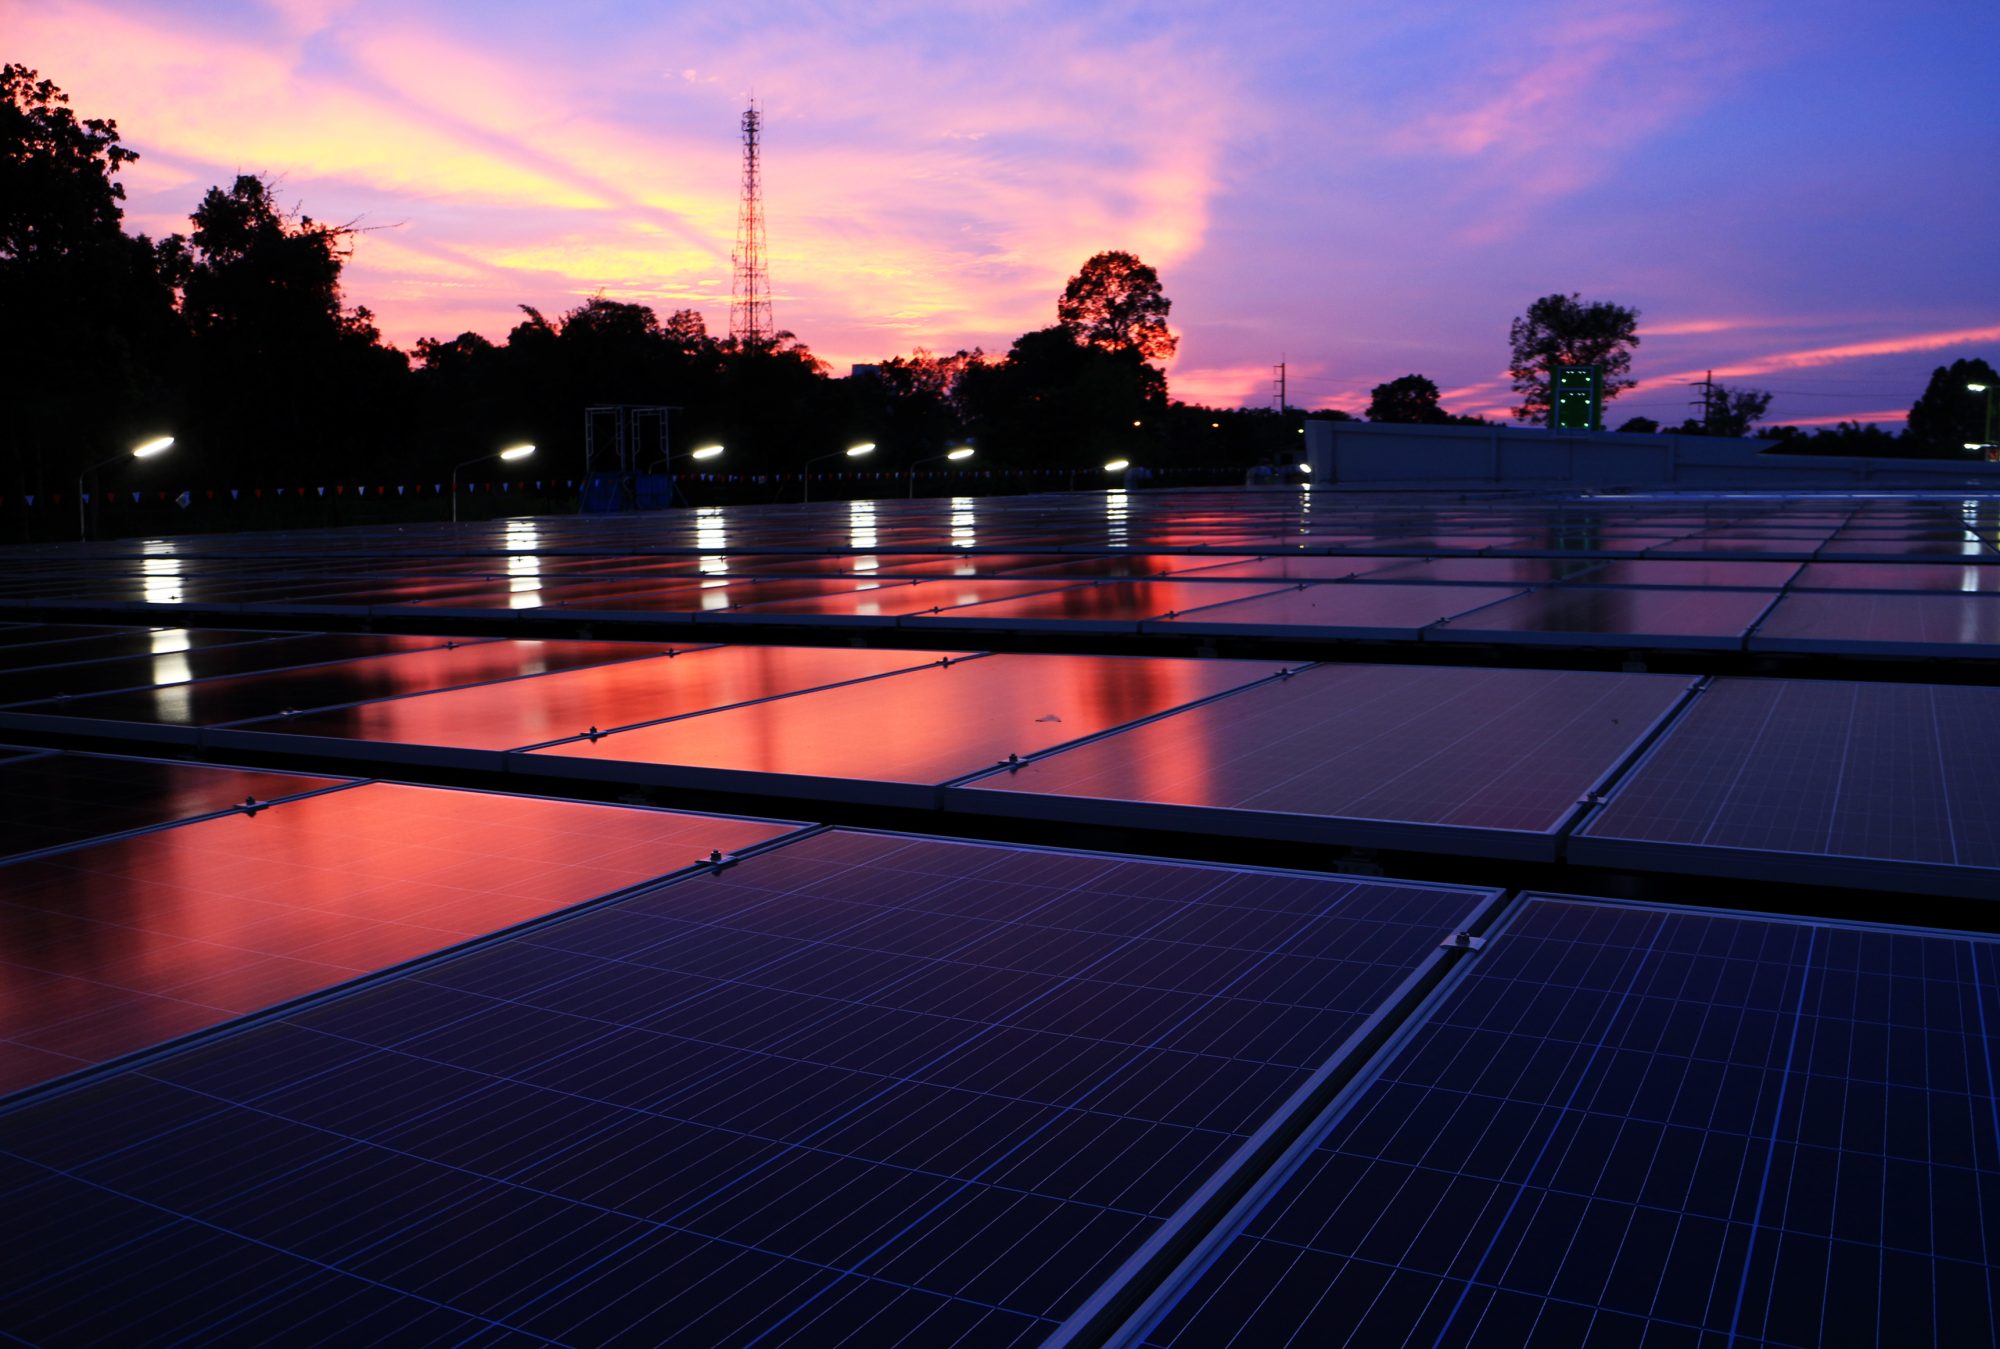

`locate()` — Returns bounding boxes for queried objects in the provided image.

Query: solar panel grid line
[0,807,810,1115]
[0,828,1488,1344]
[1047,890,1515,1349]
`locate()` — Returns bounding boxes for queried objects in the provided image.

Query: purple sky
[19,0,2000,424]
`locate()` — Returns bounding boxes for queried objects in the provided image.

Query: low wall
[1303,421,2000,491]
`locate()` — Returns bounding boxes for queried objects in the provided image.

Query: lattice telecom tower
[730,101,773,346]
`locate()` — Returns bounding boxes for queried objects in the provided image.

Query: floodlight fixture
[1104,458,1130,472]
[691,445,725,460]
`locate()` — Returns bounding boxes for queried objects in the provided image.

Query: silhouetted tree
[1906,357,1999,450]
[961,326,1166,465]
[157,174,407,478]
[1615,416,1660,434]
[1,64,180,492]
[1507,293,1639,423]
[1366,374,1448,423]
[1057,251,1177,360]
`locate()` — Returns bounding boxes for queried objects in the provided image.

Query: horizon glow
[15,0,1999,428]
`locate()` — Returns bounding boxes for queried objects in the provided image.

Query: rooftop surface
[2,487,1997,1346]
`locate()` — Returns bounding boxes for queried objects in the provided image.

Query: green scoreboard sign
[1552,365,1602,431]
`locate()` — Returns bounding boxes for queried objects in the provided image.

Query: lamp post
[1970,383,1996,454]
[908,446,974,497]
[804,443,873,503]
[80,435,173,541]
[452,443,535,525]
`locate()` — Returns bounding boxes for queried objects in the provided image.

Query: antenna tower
[731,101,773,346]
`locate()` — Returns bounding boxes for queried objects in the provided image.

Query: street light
[1970,383,1996,454]
[452,443,535,525]
[1104,458,1130,473]
[80,434,174,541]
[691,444,724,461]
[908,446,974,497]
[804,443,874,503]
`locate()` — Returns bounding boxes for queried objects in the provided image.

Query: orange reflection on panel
[0,783,796,1093]
[277,645,971,750]
[536,653,1290,785]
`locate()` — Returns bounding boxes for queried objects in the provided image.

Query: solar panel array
[3,491,1993,657]
[0,832,1498,1345]
[1134,895,2000,1347]
[3,485,1998,1346]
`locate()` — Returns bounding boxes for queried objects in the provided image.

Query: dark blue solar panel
[1574,678,2000,895]
[1139,896,2000,1348]
[0,830,1495,1347]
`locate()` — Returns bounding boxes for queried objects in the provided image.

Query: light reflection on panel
[913,580,1290,626]
[727,578,1085,618]
[272,644,971,750]
[0,783,797,1093]
[1565,558,1801,588]
[536,653,1291,785]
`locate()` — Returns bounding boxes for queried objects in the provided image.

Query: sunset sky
[16,0,1999,424]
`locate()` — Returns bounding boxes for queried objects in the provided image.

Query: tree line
[3,62,1991,513]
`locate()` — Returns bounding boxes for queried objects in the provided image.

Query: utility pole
[1273,358,1287,412]
[1687,370,1715,434]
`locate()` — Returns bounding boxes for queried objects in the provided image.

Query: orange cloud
[12,1,1243,370]
[1639,324,2000,391]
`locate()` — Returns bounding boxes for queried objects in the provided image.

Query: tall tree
[1056,251,1178,360]
[1,65,179,491]
[1906,357,1999,450]
[159,174,407,478]
[1507,293,1640,423]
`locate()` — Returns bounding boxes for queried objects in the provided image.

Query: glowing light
[1104,458,1130,472]
[1970,384,1990,393]
[132,435,175,458]
[499,443,535,461]
[946,447,975,461]
[846,443,876,458]
[692,445,725,460]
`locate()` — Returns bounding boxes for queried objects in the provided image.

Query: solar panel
[10,637,674,729]
[1133,895,2000,1348]
[528,653,1292,805]
[0,632,464,709]
[240,644,971,758]
[1147,583,1512,640]
[0,784,800,1093]
[1751,592,2000,657]
[1794,562,2000,592]
[1573,677,2000,896]
[910,580,1292,632]
[1429,586,1778,649]
[0,831,1499,1344]
[957,665,1693,859]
